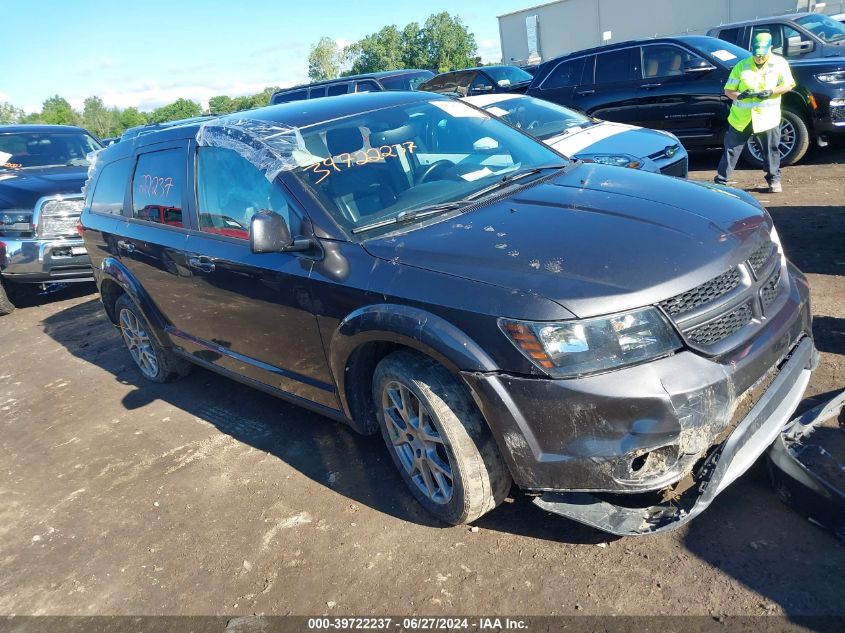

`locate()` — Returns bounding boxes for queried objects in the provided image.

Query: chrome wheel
[747,117,796,162]
[119,307,159,379]
[382,380,453,504]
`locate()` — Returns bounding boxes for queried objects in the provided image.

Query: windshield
[0,132,102,170]
[687,37,750,67]
[796,14,845,43]
[484,66,534,87]
[380,71,436,91]
[291,99,566,234]
[480,96,592,141]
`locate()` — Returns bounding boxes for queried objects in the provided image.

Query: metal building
[498,0,844,65]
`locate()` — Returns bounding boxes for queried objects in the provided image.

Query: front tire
[742,109,811,168]
[373,350,511,525]
[0,279,15,316]
[115,294,191,383]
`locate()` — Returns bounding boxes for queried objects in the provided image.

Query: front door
[181,144,337,410]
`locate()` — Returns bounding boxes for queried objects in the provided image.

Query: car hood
[0,166,88,210]
[362,164,771,319]
[545,121,678,159]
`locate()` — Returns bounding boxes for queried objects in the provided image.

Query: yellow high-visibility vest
[724,54,795,133]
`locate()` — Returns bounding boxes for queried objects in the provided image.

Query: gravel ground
[0,143,843,619]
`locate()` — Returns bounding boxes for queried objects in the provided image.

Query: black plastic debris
[767,390,845,541]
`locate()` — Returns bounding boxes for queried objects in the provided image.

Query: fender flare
[329,303,499,417]
[99,257,172,347]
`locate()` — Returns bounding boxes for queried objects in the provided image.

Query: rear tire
[115,294,192,383]
[0,279,15,316]
[373,350,511,525]
[742,109,811,168]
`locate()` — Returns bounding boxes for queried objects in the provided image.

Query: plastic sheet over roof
[196,118,312,182]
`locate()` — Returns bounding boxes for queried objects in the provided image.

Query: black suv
[269,70,434,105]
[81,92,815,536]
[418,65,534,97]
[0,124,102,314]
[527,35,845,166]
[707,12,845,60]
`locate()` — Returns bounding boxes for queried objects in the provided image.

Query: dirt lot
[1,145,844,620]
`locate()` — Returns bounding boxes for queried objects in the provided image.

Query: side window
[642,45,692,78]
[594,49,637,84]
[277,89,308,104]
[196,147,299,240]
[132,149,185,227]
[469,73,495,94]
[717,28,743,46]
[327,83,349,96]
[541,57,586,89]
[355,80,381,93]
[309,86,327,98]
[90,158,130,216]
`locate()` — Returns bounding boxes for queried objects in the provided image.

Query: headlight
[37,199,83,238]
[577,153,642,169]
[815,71,845,84]
[500,307,682,377]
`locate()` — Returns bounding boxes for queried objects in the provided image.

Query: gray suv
[707,12,845,59]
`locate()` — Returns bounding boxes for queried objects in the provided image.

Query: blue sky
[2,0,525,114]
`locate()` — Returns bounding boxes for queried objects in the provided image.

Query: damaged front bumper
[534,337,816,535]
[460,264,814,535]
[767,389,845,540]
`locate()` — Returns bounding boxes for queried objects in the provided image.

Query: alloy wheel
[119,308,159,379]
[747,118,796,162]
[381,380,454,504]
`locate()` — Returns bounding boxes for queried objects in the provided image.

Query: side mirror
[684,57,717,73]
[787,35,815,54]
[471,84,494,94]
[250,210,293,254]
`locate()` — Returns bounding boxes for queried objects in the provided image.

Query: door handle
[640,83,663,89]
[117,240,135,253]
[188,256,216,273]
[576,89,595,96]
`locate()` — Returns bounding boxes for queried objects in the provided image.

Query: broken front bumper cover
[767,389,845,540]
[533,337,817,536]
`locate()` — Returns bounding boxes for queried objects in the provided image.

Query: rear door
[571,48,642,124]
[529,57,587,107]
[634,43,730,144]
[181,143,336,409]
[119,141,197,335]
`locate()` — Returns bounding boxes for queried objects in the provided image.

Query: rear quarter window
[90,158,131,216]
[716,27,745,46]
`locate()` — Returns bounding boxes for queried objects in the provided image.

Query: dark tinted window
[542,57,586,89]
[470,73,495,94]
[419,76,447,92]
[327,83,349,96]
[717,27,743,45]
[196,147,297,240]
[355,80,381,93]
[309,86,328,98]
[274,89,308,104]
[132,148,184,227]
[594,49,637,84]
[378,71,434,90]
[90,158,130,216]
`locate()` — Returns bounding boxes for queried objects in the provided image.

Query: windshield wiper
[463,164,568,202]
[351,201,465,234]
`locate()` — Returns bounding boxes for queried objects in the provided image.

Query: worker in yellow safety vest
[715,32,796,193]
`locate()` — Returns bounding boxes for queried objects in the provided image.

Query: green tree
[419,12,477,72]
[308,36,341,81]
[19,112,43,124]
[401,22,427,69]
[118,107,147,131]
[148,98,202,124]
[348,25,404,74]
[82,96,113,137]
[41,95,80,126]
[208,95,237,115]
[0,102,25,124]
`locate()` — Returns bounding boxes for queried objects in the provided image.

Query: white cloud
[477,38,502,64]
[0,91,11,103]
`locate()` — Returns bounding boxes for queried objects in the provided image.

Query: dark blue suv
[81,92,815,535]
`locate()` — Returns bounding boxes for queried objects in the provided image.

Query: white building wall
[498,0,836,65]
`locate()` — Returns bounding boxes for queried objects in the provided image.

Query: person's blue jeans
[715,123,781,185]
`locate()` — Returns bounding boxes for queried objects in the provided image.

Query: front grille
[832,104,845,125]
[659,157,688,177]
[747,242,775,276]
[659,267,742,316]
[761,268,782,308]
[687,301,754,346]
